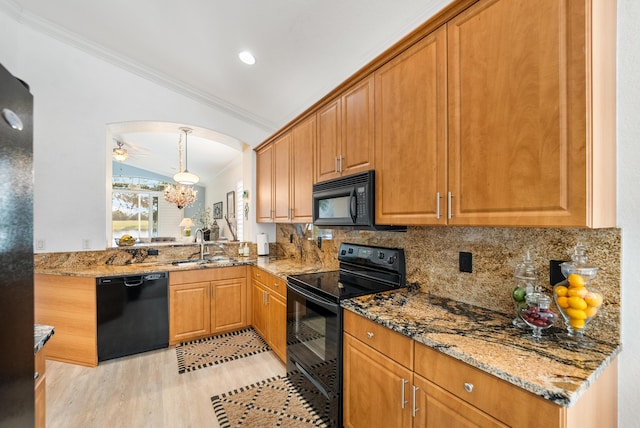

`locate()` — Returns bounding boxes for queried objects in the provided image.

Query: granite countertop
[34,324,54,354]
[35,256,331,279]
[342,290,621,407]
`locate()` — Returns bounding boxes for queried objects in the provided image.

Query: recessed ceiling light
[238,51,256,65]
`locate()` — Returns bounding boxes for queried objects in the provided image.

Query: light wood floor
[45,347,286,428]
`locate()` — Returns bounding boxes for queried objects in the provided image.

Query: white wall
[617,0,640,423]
[0,10,270,252]
[205,155,242,241]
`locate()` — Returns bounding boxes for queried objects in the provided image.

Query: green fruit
[512,287,526,302]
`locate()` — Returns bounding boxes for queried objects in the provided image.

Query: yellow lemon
[585,307,598,318]
[554,285,568,297]
[584,292,603,308]
[556,296,570,309]
[567,287,588,298]
[565,308,587,320]
[568,296,588,310]
[567,273,585,288]
[569,318,585,329]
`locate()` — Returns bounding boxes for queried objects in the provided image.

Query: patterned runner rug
[211,375,328,428]
[176,328,270,374]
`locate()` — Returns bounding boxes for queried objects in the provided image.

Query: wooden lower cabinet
[34,274,97,367]
[251,267,287,362]
[343,310,617,428]
[169,266,247,345]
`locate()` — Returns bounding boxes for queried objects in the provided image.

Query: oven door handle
[287,282,340,313]
[349,187,357,224]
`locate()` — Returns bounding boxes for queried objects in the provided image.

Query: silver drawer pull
[367,332,374,339]
[34,371,39,381]
[464,382,474,393]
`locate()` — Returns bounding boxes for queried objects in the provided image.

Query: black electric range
[286,243,406,427]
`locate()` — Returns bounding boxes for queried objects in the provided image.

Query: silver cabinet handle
[447,192,453,219]
[263,290,268,305]
[464,382,474,393]
[335,157,339,173]
[436,192,441,219]
[412,385,420,417]
[366,332,374,339]
[34,371,39,381]
[401,379,409,409]
[339,156,344,173]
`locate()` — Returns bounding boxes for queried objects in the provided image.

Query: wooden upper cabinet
[316,75,374,183]
[290,115,316,222]
[273,133,291,222]
[446,0,616,227]
[256,144,274,222]
[375,26,447,226]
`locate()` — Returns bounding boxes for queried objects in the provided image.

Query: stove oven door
[286,281,341,427]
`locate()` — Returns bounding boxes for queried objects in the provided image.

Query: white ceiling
[6,0,452,182]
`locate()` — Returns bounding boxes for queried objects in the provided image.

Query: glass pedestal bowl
[520,292,557,341]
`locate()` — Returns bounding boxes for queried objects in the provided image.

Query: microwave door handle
[349,188,357,223]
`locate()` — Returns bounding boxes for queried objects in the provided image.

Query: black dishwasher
[96,272,169,362]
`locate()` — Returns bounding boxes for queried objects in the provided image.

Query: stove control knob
[378,251,385,260]
[340,249,346,255]
[388,255,397,264]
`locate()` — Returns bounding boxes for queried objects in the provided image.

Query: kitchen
[1,0,638,427]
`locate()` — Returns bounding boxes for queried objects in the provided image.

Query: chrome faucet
[195,228,207,260]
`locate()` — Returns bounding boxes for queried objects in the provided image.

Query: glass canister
[511,250,537,328]
[520,291,557,341]
[552,242,604,341]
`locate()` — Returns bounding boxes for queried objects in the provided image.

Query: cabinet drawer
[171,265,246,285]
[414,343,561,427]
[267,274,287,299]
[343,310,413,369]
[251,267,268,284]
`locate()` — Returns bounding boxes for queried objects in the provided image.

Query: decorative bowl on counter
[115,235,136,246]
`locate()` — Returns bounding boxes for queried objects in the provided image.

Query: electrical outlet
[317,236,322,249]
[148,249,159,256]
[36,239,45,250]
[459,252,472,273]
[289,234,294,243]
[550,260,566,285]
[82,239,91,249]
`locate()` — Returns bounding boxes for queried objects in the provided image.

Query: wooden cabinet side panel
[566,358,617,428]
[342,76,375,174]
[256,145,274,222]
[447,0,587,226]
[273,133,292,221]
[291,115,316,222]
[375,27,448,225]
[169,282,210,345]
[211,278,247,334]
[34,274,97,367]
[343,333,413,428]
[316,99,342,182]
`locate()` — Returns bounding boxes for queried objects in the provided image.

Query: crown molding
[0,1,277,133]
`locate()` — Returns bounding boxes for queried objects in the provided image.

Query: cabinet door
[267,292,287,362]
[169,282,210,344]
[273,133,292,222]
[316,98,342,182]
[341,75,375,176]
[256,144,274,222]
[343,333,412,428]
[413,374,507,428]
[291,115,316,222]
[447,0,587,226]
[251,280,268,339]
[211,278,247,334]
[375,27,447,225]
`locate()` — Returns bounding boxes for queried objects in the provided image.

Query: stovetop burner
[287,243,406,303]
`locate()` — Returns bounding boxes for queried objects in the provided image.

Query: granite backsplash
[274,224,621,343]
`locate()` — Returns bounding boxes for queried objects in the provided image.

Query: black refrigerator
[0,63,35,426]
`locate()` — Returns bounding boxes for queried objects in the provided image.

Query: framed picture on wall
[227,191,235,219]
[213,201,223,219]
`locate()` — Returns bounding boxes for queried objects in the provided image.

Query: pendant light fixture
[164,127,199,209]
[112,140,128,162]
[173,127,199,185]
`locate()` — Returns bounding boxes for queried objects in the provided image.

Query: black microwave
[312,170,405,231]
